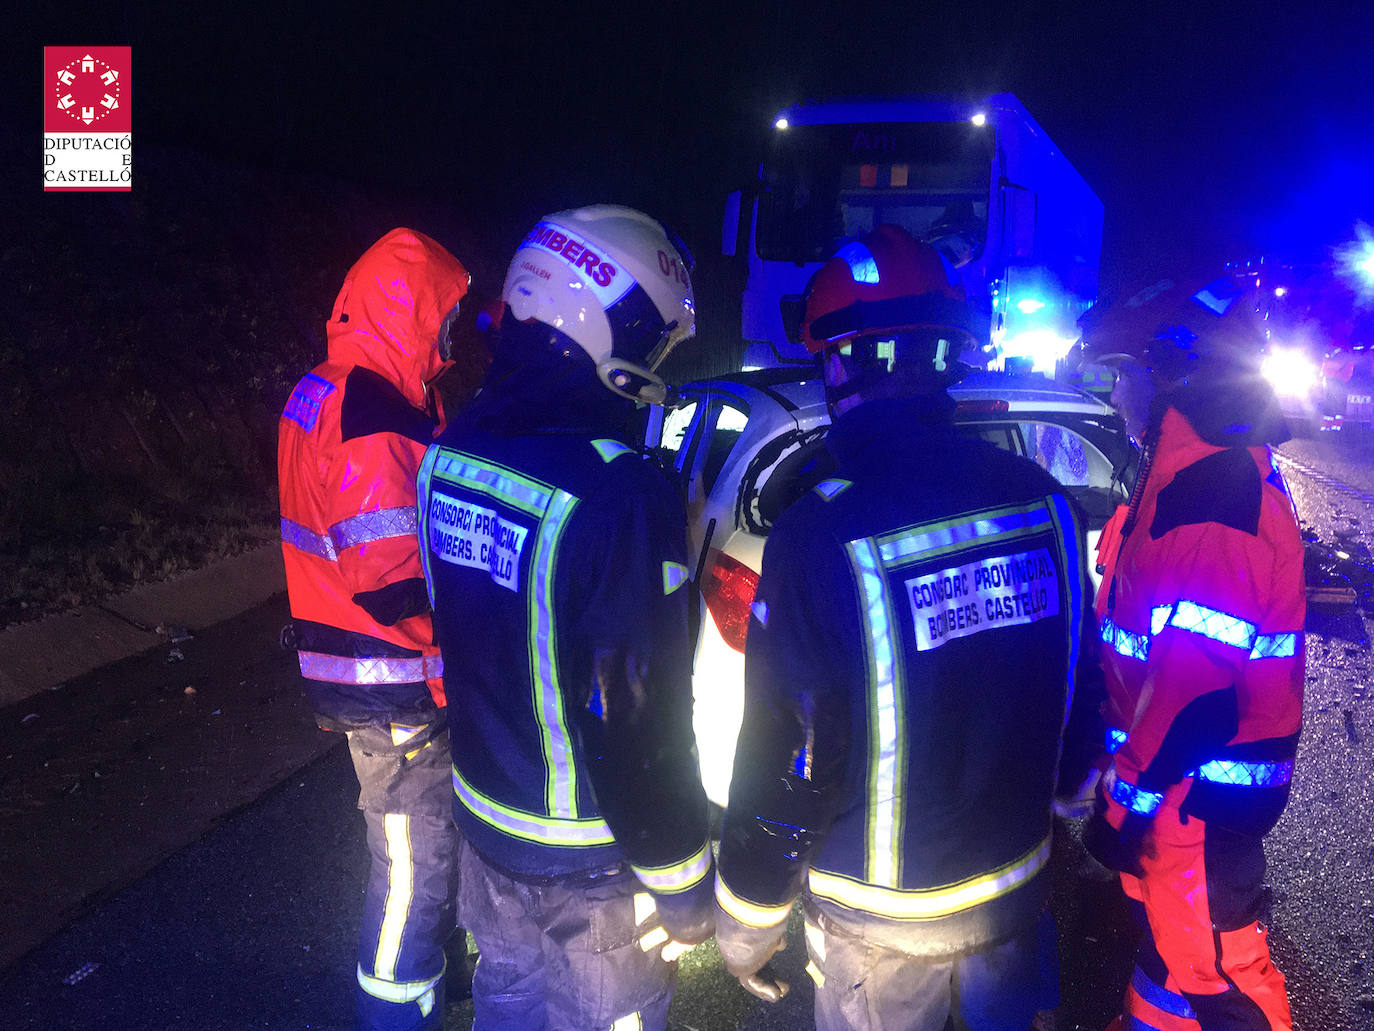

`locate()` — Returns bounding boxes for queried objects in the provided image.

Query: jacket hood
[326,228,470,408]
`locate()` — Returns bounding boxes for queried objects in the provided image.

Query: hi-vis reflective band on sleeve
[632,841,712,894]
[280,506,419,563]
[1101,605,1300,664]
[1194,758,1293,787]
[846,499,1067,889]
[1104,767,1163,817]
[419,449,585,823]
[452,764,615,846]
[807,835,1051,921]
[715,874,794,930]
[297,652,442,685]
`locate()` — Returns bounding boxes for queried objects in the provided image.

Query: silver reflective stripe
[632,841,712,893]
[877,502,1051,566]
[1101,617,1150,661]
[452,764,614,845]
[845,537,904,888]
[529,489,581,818]
[1194,758,1293,787]
[281,517,338,561]
[1105,767,1163,816]
[297,651,442,685]
[1250,632,1298,659]
[808,835,1051,921]
[1153,601,1257,651]
[331,506,418,551]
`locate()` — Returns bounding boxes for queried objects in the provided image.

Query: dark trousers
[457,840,677,1031]
[347,720,461,1031]
[804,907,1057,1031]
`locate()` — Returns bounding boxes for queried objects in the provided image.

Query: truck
[721,93,1104,373]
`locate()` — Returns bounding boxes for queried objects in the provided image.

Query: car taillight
[701,551,759,652]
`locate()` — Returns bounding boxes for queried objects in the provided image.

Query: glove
[633,888,713,963]
[713,904,791,1003]
[1081,798,1149,878]
[1052,767,1101,821]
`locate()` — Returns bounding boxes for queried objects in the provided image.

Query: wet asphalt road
[3,429,1374,1031]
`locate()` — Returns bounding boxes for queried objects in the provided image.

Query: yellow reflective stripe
[374,814,414,981]
[876,501,1052,568]
[429,450,556,518]
[1044,495,1083,730]
[845,536,906,888]
[631,841,712,893]
[806,959,825,987]
[355,963,442,1005]
[528,489,581,817]
[714,872,793,930]
[610,1013,644,1030]
[808,835,1051,921]
[452,764,615,845]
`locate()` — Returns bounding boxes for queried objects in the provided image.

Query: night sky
[14,1,1374,295]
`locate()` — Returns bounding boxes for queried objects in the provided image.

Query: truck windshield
[756,121,994,263]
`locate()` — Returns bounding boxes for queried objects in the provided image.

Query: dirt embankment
[1,144,496,627]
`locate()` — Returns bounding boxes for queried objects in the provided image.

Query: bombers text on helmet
[501,204,696,405]
[1080,272,1264,382]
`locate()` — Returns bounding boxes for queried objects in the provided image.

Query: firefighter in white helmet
[416,205,713,1030]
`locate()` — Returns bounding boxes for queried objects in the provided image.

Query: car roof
[682,367,1115,416]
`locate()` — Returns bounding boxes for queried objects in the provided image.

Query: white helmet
[501,204,696,404]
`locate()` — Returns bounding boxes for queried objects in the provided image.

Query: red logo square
[44,46,131,133]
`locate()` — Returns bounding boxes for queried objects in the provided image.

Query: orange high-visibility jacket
[1095,406,1305,835]
[278,228,469,727]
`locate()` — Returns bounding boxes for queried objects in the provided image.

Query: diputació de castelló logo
[44,46,132,192]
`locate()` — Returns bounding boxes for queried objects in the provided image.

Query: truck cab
[723,93,1103,373]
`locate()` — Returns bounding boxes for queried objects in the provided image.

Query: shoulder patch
[812,478,853,501]
[340,367,435,445]
[283,373,335,433]
[662,560,690,595]
[591,438,636,464]
[1150,448,1261,539]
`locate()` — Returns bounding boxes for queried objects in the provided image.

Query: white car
[645,368,1138,807]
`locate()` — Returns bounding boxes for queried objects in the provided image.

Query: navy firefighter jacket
[417,410,712,901]
[717,395,1095,958]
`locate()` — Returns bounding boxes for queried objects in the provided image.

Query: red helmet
[1080,271,1264,382]
[801,225,975,363]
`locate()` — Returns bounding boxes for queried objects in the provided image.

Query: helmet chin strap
[597,358,670,406]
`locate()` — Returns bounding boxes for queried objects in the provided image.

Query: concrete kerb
[0,544,286,708]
